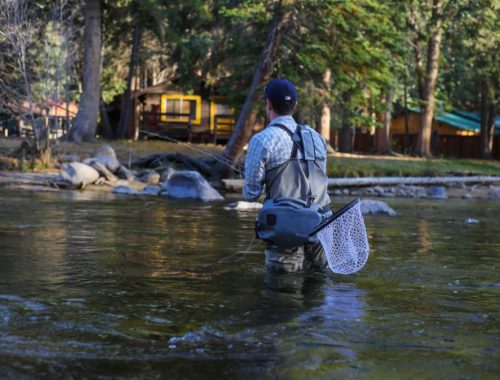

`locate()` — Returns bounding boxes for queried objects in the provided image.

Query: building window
[160,94,201,125]
[210,97,235,133]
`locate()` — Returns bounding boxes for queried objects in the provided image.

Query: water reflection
[0,192,499,378]
[417,219,431,255]
[266,278,367,377]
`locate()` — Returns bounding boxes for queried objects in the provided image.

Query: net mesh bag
[316,201,370,274]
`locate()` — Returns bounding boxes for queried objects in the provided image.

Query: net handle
[309,198,360,236]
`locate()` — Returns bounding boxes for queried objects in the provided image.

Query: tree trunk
[413,0,443,157]
[221,2,287,166]
[338,126,354,153]
[68,0,101,143]
[404,79,410,152]
[479,86,488,158]
[375,89,393,154]
[99,96,113,139]
[480,102,496,159]
[338,91,354,153]
[409,0,425,99]
[319,68,334,153]
[486,105,496,159]
[116,21,142,139]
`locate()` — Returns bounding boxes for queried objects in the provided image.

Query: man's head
[263,78,297,118]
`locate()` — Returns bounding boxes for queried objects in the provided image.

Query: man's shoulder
[250,125,286,143]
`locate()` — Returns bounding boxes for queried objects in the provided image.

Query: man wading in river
[242,78,331,272]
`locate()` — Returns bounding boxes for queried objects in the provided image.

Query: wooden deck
[140,111,234,144]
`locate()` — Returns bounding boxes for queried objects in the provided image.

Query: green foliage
[276,0,406,128]
[439,0,499,110]
[3,0,495,146]
[0,0,80,113]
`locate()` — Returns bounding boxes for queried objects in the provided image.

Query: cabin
[135,82,236,143]
[351,108,500,159]
[388,108,500,159]
[0,99,78,139]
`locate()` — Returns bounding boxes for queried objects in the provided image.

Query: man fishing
[242,78,332,272]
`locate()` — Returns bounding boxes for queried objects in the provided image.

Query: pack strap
[271,123,301,159]
[271,123,317,203]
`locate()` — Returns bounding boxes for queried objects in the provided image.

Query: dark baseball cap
[263,78,298,102]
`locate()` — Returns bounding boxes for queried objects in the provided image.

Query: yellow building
[135,82,236,143]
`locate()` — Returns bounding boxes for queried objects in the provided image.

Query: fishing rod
[138,129,245,175]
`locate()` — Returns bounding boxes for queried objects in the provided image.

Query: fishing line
[139,129,258,264]
[218,235,257,263]
[138,129,245,175]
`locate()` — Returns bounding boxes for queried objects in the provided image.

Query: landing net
[312,199,370,274]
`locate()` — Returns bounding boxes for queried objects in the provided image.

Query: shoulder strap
[271,123,301,158]
[272,123,317,204]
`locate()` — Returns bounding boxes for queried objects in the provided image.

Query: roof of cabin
[452,110,500,129]
[406,107,499,133]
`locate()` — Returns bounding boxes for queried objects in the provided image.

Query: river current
[0,190,498,378]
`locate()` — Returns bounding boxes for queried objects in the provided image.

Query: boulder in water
[359,199,397,216]
[488,186,500,199]
[141,185,161,196]
[223,201,263,211]
[160,166,176,182]
[94,144,117,159]
[464,218,479,224]
[137,170,160,185]
[61,162,100,188]
[116,165,135,181]
[88,160,117,182]
[112,185,138,195]
[83,156,121,173]
[426,186,448,199]
[163,171,224,201]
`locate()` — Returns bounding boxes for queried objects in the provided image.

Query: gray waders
[264,124,331,273]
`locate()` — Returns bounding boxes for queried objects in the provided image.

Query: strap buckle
[307,195,316,206]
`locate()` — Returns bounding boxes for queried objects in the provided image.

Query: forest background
[0,0,498,173]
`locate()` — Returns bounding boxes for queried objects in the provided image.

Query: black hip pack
[255,124,327,248]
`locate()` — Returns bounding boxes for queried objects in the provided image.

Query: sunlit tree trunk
[486,105,496,158]
[319,68,334,153]
[221,2,287,166]
[480,97,496,159]
[414,0,443,157]
[68,0,101,143]
[338,91,354,153]
[375,89,393,154]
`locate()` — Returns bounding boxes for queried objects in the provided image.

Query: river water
[0,190,498,379]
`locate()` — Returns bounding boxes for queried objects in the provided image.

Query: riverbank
[1,138,500,177]
[0,138,499,200]
[1,169,499,201]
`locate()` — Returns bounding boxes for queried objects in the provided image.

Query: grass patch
[61,139,225,164]
[326,154,500,177]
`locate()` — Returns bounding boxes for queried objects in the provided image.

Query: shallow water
[0,190,498,379]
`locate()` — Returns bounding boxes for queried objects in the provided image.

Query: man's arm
[242,136,268,201]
